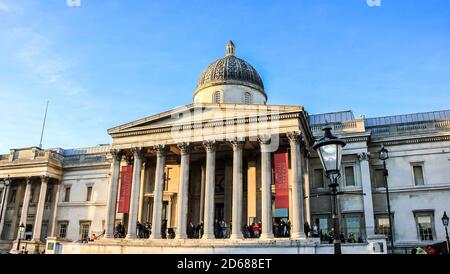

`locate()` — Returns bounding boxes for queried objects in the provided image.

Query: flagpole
[39,100,49,149]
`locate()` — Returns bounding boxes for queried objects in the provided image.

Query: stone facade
[0,43,449,254]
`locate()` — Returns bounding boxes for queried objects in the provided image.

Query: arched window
[244,92,252,104]
[213,91,222,104]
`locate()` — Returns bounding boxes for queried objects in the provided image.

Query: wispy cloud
[0,0,24,13]
[11,28,85,95]
[0,2,10,12]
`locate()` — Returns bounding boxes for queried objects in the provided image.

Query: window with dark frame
[415,212,434,241]
[413,164,425,186]
[375,214,392,241]
[79,222,90,242]
[344,166,356,186]
[86,186,93,202]
[58,222,68,239]
[64,186,71,202]
[343,214,363,241]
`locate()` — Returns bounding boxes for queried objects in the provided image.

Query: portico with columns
[103,103,314,242]
[0,147,63,253]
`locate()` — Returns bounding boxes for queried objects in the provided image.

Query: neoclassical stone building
[0,42,449,254]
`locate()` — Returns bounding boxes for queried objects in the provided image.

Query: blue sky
[0,0,449,153]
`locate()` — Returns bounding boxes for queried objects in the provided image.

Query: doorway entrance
[215,203,224,221]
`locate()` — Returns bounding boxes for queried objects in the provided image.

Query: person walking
[304,222,310,238]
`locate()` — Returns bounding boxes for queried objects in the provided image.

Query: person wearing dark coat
[304,222,310,238]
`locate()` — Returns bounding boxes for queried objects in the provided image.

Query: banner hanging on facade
[118,165,133,213]
[273,153,289,209]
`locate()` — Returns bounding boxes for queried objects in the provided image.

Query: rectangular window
[313,168,324,189]
[79,222,91,242]
[343,215,362,241]
[58,222,68,239]
[413,165,425,186]
[374,168,385,188]
[375,214,392,241]
[415,212,434,241]
[344,166,356,186]
[64,187,71,202]
[86,186,93,202]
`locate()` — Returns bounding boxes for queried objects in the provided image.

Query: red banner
[118,165,133,213]
[274,153,289,208]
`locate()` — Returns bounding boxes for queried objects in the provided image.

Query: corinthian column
[287,132,306,240]
[104,149,123,238]
[150,145,166,239]
[17,177,32,240]
[175,143,190,239]
[202,140,216,240]
[33,176,49,241]
[126,147,145,239]
[230,139,244,240]
[259,137,274,239]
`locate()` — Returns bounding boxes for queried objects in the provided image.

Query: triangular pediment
[108,103,304,135]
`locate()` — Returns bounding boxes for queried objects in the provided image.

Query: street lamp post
[378,145,395,254]
[0,175,11,225]
[442,211,449,254]
[313,126,346,255]
[16,223,25,252]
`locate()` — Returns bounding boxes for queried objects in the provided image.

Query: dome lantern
[226,40,235,57]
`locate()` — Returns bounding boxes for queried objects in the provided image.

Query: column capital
[40,175,49,183]
[286,131,302,144]
[257,135,271,145]
[203,140,216,152]
[153,145,167,157]
[125,154,133,165]
[177,142,191,155]
[131,147,145,159]
[25,176,32,184]
[358,152,371,161]
[230,138,244,151]
[109,149,124,161]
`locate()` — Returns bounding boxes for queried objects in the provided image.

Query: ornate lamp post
[16,223,25,252]
[0,175,11,225]
[378,145,394,253]
[442,211,449,254]
[313,126,346,255]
